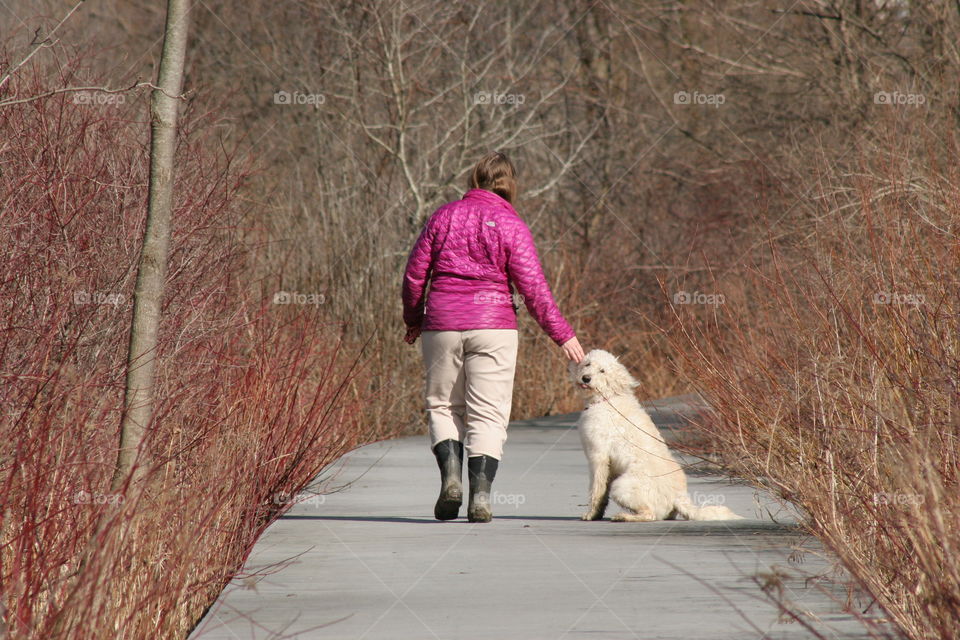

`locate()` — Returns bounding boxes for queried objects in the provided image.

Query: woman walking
[402,151,584,523]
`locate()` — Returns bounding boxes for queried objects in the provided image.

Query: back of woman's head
[469,151,517,203]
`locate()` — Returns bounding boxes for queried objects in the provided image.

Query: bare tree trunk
[111,0,191,491]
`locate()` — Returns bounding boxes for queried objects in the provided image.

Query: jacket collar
[463,188,517,213]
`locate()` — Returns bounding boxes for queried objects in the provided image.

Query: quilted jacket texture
[402,188,575,346]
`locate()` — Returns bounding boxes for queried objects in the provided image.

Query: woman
[402,151,584,523]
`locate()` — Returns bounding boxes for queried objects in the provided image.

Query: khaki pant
[421,330,519,460]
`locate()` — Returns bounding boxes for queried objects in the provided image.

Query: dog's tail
[673,494,745,521]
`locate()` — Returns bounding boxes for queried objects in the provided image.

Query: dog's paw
[611,510,656,522]
[581,511,602,521]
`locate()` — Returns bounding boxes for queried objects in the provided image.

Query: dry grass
[0,61,375,638]
[663,123,960,639]
[4,4,959,638]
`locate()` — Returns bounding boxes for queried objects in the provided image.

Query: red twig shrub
[663,122,960,639]
[0,56,368,638]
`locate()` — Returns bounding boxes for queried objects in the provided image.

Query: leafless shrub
[664,121,960,639]
[0,56,369,638]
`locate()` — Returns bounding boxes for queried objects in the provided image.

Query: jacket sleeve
[402,216,435,328]
[505,219,576,345]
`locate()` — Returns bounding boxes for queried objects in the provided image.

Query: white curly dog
[571,349,743,522]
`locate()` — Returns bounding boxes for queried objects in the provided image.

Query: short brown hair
[469,151,518,203]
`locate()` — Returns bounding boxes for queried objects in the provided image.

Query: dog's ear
[608,360,639,394]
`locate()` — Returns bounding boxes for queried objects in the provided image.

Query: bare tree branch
[0,1,86,92]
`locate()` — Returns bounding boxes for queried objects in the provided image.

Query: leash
[580,391,686,471]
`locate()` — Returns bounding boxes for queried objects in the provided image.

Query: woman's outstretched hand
[560,336,584,363]
[404,325,422,344]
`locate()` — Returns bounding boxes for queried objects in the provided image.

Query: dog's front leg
[582,460,611,521]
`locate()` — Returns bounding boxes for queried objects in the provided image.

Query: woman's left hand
[404,325,422,344]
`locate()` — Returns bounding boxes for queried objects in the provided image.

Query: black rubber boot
[467,455,499,523]
[432,439,464,521]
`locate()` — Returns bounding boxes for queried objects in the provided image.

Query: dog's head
[569,349,638,401]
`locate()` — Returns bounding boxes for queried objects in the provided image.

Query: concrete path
[192,398,870,640]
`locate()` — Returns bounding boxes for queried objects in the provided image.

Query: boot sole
[467,506,492,523]
[434,489,462,521]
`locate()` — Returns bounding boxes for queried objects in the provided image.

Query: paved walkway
[192,398,869,640]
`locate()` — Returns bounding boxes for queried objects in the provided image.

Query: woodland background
[1,1,957,638]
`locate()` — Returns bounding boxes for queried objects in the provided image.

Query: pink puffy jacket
[402,188,575,346]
